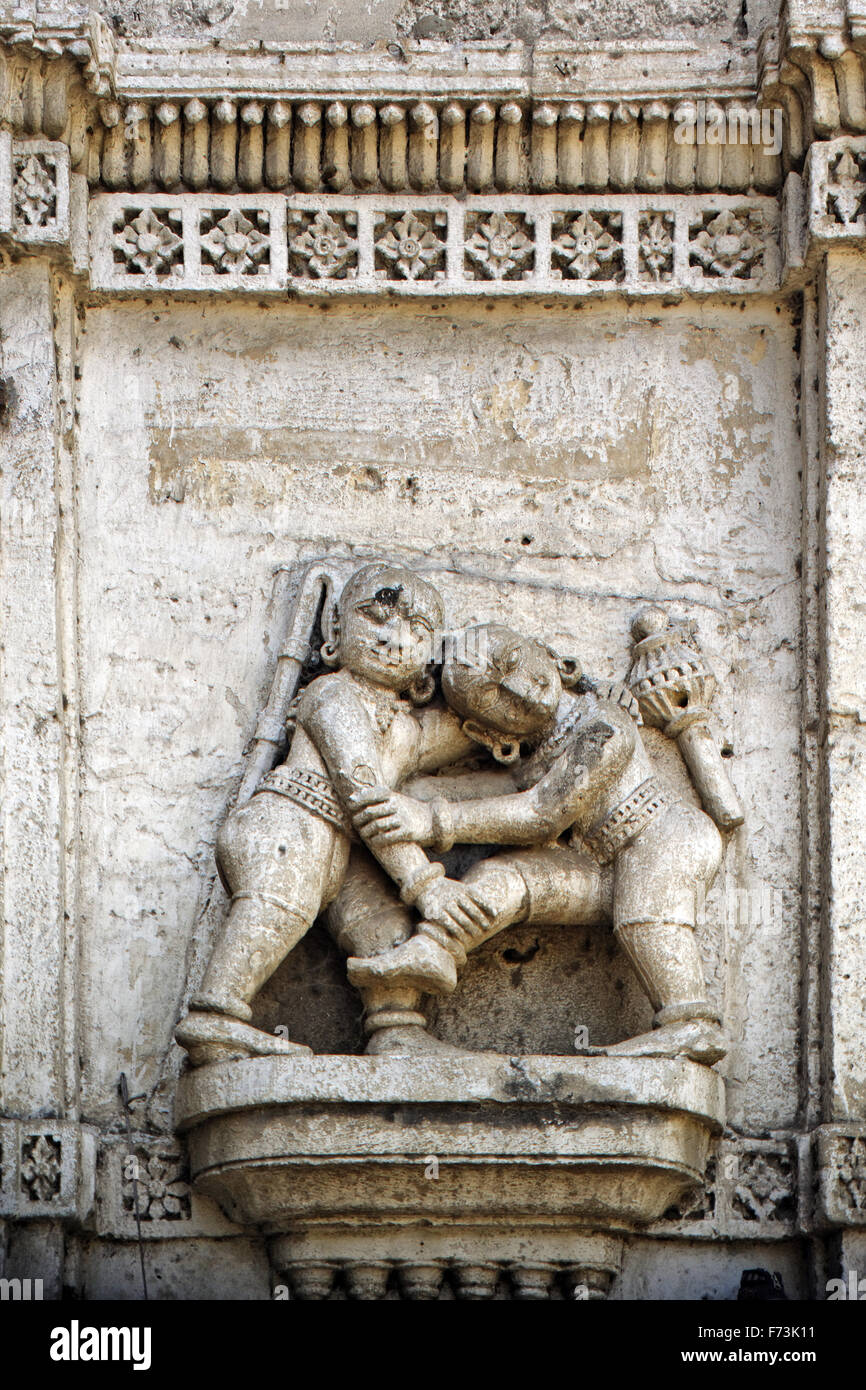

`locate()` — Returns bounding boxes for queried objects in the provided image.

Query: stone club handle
[675,718,745,831]
[236,564,335,806]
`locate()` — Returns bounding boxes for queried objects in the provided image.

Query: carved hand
[531,719,616,819]
[415,876,495,942]
[596,680,641,723]
[351,788,436,847]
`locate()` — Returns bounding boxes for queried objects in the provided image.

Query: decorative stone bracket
[174,1053,725,1289]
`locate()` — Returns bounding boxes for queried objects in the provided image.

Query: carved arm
[412,716,633,848]
[297,678,438,902]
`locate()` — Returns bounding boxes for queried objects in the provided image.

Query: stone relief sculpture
[176,562,744,1070]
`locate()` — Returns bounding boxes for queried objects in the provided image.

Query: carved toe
[596,1019,727,1066]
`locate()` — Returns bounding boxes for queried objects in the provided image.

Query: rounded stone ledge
[176,1053,725,1127]
[176,1055,724,1234]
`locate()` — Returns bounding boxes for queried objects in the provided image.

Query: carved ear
[318,581,341,665]
[319,605,341,667]
[545,645,582,688]
[407,671,437,706]
[461,719,521,765]
[319,636,340,668]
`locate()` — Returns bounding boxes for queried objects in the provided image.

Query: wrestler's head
[323,561,444,697]
[442,623,578,761]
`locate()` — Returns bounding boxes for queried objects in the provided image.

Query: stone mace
[235,563,336,806]
[626,607,744,832]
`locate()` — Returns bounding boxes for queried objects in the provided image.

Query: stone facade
[0,0,864,1301]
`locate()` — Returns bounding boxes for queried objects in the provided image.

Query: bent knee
[462,858,529,923]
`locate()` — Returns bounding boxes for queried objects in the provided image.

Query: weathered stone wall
[3,0,866,1305]
[99,0,763,45]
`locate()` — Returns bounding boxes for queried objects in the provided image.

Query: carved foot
[175,1011,313,1067]
[364,1024,477,1057]
[579,1019,727,1066]
[347,935,458,996]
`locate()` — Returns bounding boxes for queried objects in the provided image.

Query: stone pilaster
[817,246,866,1126]
[0,258,68,1117]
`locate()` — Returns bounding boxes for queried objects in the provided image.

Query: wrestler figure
[347,623,726,1064]
[175,563,491,1066]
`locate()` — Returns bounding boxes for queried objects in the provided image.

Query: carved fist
[351,788,435,847]
[531,718,618,824]
[416,877,495,943]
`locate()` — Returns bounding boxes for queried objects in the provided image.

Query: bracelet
[430,797,455,853]
[399,861,445,907]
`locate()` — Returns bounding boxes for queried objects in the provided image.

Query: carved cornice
[0,3,115,95]
[112,38,759,106]
[757,3,866,156]
[0,5,782,197]
[6,3,866,196]
[86,91,786,200]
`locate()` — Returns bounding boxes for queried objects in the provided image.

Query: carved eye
[374,587,401,608]
[475,682,501,711]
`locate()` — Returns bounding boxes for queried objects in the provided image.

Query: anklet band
[364,1010,427,1034]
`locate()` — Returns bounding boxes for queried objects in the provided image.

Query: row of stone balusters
[90,99,783,195]
[276,1259,614,1300]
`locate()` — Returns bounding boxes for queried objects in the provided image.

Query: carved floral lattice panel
[88,192,780,297]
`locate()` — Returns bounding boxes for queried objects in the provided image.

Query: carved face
[337,564,443,692]
[444,624,563,739]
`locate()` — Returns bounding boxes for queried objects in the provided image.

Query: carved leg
[601,920,726,1064]
[348,844,609,1001]
[177,893,315,1064]
[346,856,531,997]
[328,848,476,1055]
[595,806,726,1064]
[177,795,346,1064]
[192,893,313,1021]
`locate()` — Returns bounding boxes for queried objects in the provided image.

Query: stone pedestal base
[176,1054,724,1298]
